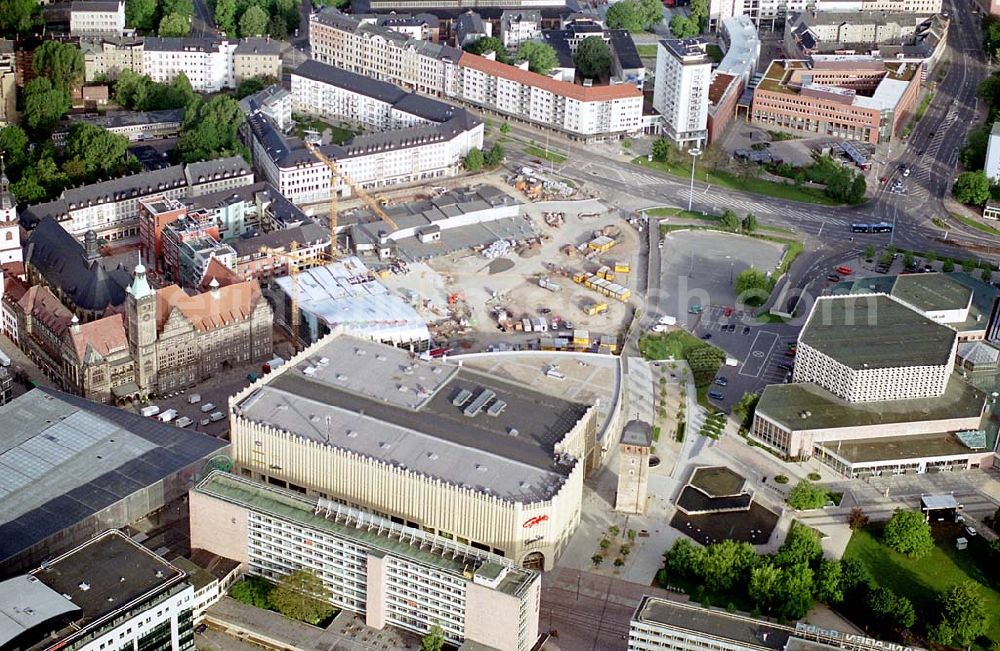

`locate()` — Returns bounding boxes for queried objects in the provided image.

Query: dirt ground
[381,201,642,337]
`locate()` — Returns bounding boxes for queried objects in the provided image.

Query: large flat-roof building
[191,471,541,650]
[228,332,599,570]
[751,56,922,144]
[750,294,990,476]
[0,530,195,651]
[0,387,227,576]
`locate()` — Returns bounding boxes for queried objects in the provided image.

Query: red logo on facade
[522,515,549,529]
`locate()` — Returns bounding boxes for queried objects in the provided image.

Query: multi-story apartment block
[234,38,283,82]
[309,8,643,139]
[245,70,482,205]
[230,220,330,282]
[138,196,188,275]
[0,530,195,651]
[653,38,712,147]
[191,471,542,651]
[143,37,238,92]
[815,0,942,13]
[500,10,542,48]
[364,12,440,41]
[70,0,125,37]
[751,56,922,144]
[238,85,293,131]
[80,36,144,81]
[0,40,16,126]
[228,332,600,571]
[160,211,222,285]
[710,0,810,28]
[22,156,253,243]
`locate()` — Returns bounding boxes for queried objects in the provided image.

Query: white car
[651,324,669,333]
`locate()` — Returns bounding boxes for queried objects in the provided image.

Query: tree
[177,95,247,163]
[463,147,484,172]
[639,0,664,26]
[214,0,237,34]
[883,509,933,559]
[500,121,511,135]
[894,595,916,629]
[591,554,604,567]
[777,563,815,620]
[574,36,612,79]
[229,576,274,608]
[23,78,71,133]
[606,0,645,30]
[65,123,131,178]
[786,480,830,510]
[748,562,783,611]
[961,123,991,170]
[689,0,709,26]
[32,41,84,92]
[484,142,505,167]
[953,170,991,205]
[931,582,989,648]
[239,5,269,37]
[125,0,157,30]
[464,37,510,64]
[742,212,758,233]
[943,259,956,272]
[848,507,870,530]
[663,538,705,580]
[669,15,699,38]
[701,540,757,592]
[0,0,40,37]
[734,267,770,306]
[720,209,741,231]
[984,267,993,282]
[159,12,191,36]
[0,125,30,172]
[847,173,867,204]
[775,521,822,568]
[814,559,843,604]
[421,624,446,651]
[268,13,288,39]
[269,569,334,625]
[839,557,873,597]
[652,138,674,162]
[236,75,277,99]
[865,243,876,260]
[162,0,193,18]
[516,41,558,75]
[962,258,976,273]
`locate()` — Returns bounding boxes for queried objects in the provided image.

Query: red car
[724,307,734,317]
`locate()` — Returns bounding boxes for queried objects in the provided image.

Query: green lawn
[633,157,839,205]
[636,44,658,58]
[649,207,795,235]
[294,118,357,145]
[914,90,935,123]
[950,211,1000,236]
[706,44,724,63]
[640,331,724,408]
[525,144,567,164]
[843,526,1000,644]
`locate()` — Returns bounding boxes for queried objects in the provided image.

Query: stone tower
[0,157,21,266]
[126,263,158,393]
[615,420,653,515]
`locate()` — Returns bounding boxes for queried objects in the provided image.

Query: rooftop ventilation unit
[452,389,473,406]
[464,389,495,417]
[486,400,507,417]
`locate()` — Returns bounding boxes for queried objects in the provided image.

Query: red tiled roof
[2,262,26,279]
[199,258,242,292]
[3,275,28,304]
[70,312,127,360]
[19,286,74,336]
[157,280,263,333]
[458,52,642,103]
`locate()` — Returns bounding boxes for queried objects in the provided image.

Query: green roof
[819,431,993,463]
[890,273,972,314]
[801,295,956,370]
[756,376,985,432]
[195,472,537,597]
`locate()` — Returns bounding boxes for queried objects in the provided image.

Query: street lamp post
[687,147,702,212]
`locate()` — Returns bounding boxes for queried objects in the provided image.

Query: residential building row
[241,64,483,205]
[309,8,643,140]
[0,40,15,126]
[81,36,282,92]
[750,56,922,144]
[709,0,942,26]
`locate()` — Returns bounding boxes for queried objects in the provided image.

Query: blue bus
[851,223,893,234]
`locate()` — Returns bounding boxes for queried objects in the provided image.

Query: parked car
[175,416,193,428]
[715,377,728,386]
[743,326,751,334]
[708,390,725,400]
[651,324,669,333]
[700,333,712,340]
[200,402,216,413]
[209,411,225,422]
[965,525,977,537]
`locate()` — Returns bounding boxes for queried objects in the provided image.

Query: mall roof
[800,294,957,370]
[196,472,538,597]
[633,597,791,650]
[755,376,985,432]
[0,388,226,567]
[818,431,993,463]
[235,334,591,502]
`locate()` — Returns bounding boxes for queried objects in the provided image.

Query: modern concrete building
[653,38,713,147]
[1,531,195,651]
[309,8,644,140]
[750,294,991,476]
[228,332,600,570]
[719,16,760,85]
[615,420,652,514]
[751,56,922,144]
[190,471,541,650]
[985,122,1000,181]
[629,596,927,651]
[0,387,226,575]
[70,0,125,37]
[267,258,429,348]
[22,156,254,243]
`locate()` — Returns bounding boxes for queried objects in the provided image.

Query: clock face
[142,313,151,322]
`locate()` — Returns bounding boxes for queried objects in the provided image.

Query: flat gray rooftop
[635,597,790,650]
[756,377,985,432]
[0,388,227,565]
[801,295,956,370]
[890,273,973,314]
[0,575,80,649]
[236,336,590,502]
[819,431,992,463]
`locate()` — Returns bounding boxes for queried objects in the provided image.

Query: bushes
[883,509,934,559]
[774,474,789,484]
[786,480,830,510]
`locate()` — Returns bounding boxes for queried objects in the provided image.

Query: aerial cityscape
[0,0,998,648]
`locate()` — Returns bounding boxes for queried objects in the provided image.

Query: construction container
[538,277,561,292]
[573,329,591,347]
[533,318,548,332]
[599,335,619,354]
[588,235,616,252]
[596,266,615,281]
[522,318,532,332]
[586,302,609,316]
[614,261,631,273]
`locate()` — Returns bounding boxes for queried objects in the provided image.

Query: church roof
[69,313,128,361]
[156,280,263,333]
